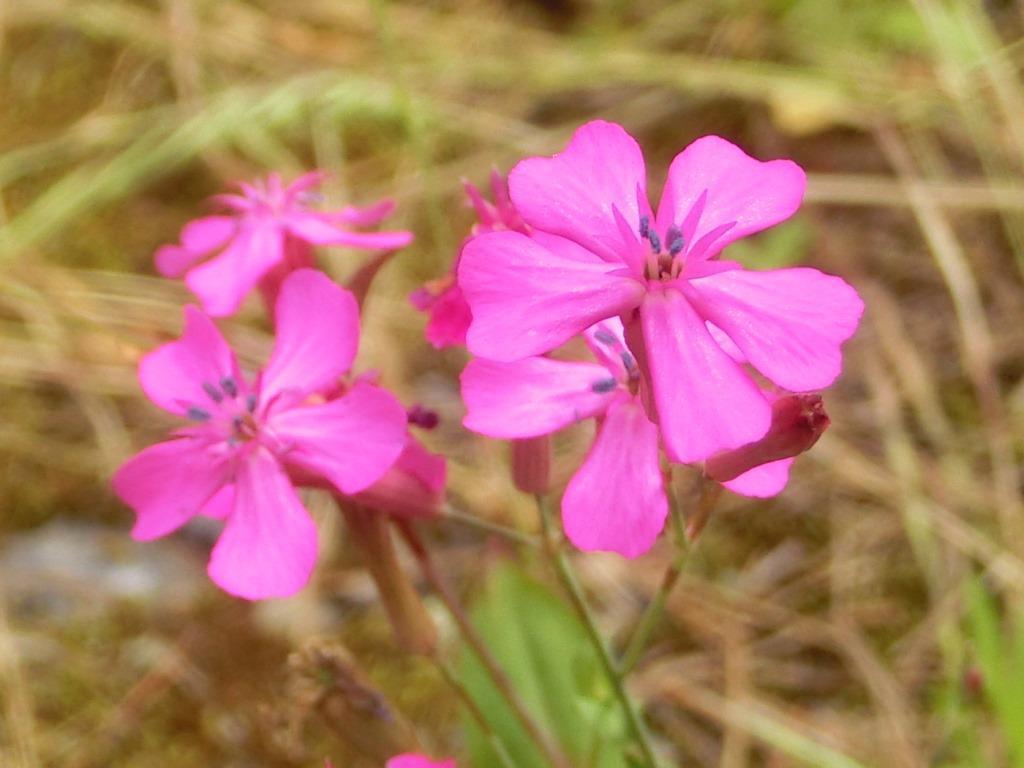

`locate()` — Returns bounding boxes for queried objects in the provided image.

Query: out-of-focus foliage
[460,564,629,768]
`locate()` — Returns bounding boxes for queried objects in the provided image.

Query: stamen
[202,382,223,403]
[638,215,650,240]
[232,415,244,433]
[621,351,637,373]
[591,378,618,394]
[593,329,618,346]
[647,229,661,254]
[221,376,238,398]
[666,225,685,256]
[186,406,211,422]
[245,393,257,413]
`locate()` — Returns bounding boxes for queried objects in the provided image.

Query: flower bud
[353,436,446,519]
[705,394,830,482]
[511,435,551,494]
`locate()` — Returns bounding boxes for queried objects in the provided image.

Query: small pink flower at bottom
[112,269,408,599]
[387,754,456,768]
[459,121,864,464]
[462,319,668,557]
[156,172,413,317]
[410,170,527,349]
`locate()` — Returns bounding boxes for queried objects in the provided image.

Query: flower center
[185,375,261,444]
[639,216,685,281]
[589,329,642,396]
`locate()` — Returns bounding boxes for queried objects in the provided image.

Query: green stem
[533,494,661,768]
[619,549,689,677]
[397,521,571,768]
[434,658,518,768]
[442,503,541,548]
[619,470,694,676]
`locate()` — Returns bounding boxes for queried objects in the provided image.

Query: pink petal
[201,484,234,520]
[509,120,648,264]
[271,384,407,495]
[386,755,456,768]
[683,267,864,391]
[332,199,396,226]
[462,357,616,438]
[353,435,447,518]
[640,286,771,463]
[154,216,237,277]
[423,283,471,349]
[208,447,318,600]
[459,230,644,361]
[721,457,794,498]
[138,306,241,416]
[562,398,667,558]
[656,136,806,261]
[283,170,329,200]
[286,213,412,250]
[707,322,746,363]
[185,224,285,317]
[112,439,230,541]
[260,269,360,403]
[181,215,237,253]
[155,246,203,278]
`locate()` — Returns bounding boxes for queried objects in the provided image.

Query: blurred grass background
[2,0,1024,765]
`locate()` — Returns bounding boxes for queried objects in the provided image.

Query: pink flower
[156,172,413,317]
[112,269,408,599]
[409,170,527,349]
[458,121,864,464]
[386,754,456,768]
[462,319,668,557]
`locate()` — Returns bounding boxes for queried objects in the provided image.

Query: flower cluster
[115,120,864,766]
[415,120,864,557]
[118,121,863,592]
[115,173,444,600]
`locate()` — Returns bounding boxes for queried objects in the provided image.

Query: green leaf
[965,576,1024,764]
[459,564,630,768]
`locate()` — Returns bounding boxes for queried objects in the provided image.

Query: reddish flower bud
[705,394,829,483]
[511,435,551,494]
[353,436,446,519]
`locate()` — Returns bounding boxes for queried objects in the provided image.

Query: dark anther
[666,225,684,256]
[202,382,224,403]
[232,416,244,433]
[220,376,238,398]
[638,215,650,239]
[245,394,258,413]
[621,351,637,372]
[591,378,618,394]
[186,406,211,422]
[593,329,618,346]
[647,230,661,253]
